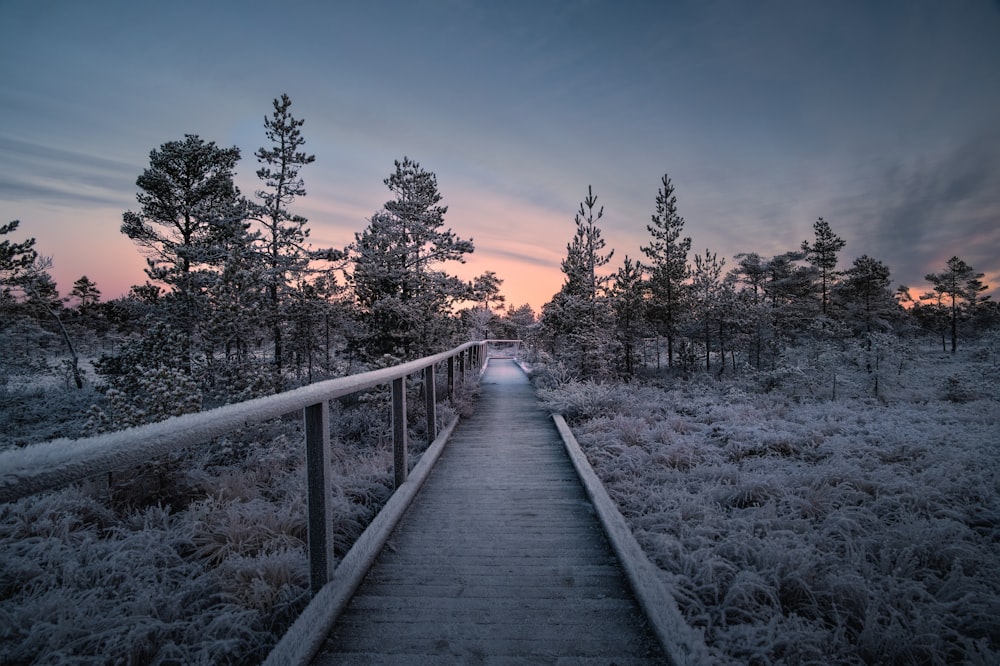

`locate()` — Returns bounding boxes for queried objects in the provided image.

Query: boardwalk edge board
[552,414,712,666]
[263,415,461,666]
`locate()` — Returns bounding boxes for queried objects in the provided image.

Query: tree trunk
[951,298,958,354]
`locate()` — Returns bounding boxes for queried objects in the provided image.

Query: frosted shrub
[90,324,204,432]
[545,351,1000,663]
[941,372,977,403]
[528,359,579,389]
[0,383,103,448]
[0,402,419,663]
[536,380,624,422]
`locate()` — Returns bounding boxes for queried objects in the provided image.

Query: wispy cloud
[859,128,1000,295]
[0,136,136,209]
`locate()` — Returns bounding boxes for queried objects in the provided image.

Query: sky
[2,0,999,312]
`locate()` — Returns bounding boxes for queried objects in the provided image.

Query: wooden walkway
[311,359,667,665]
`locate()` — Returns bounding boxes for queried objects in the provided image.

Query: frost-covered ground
[539,343,1000,664]
[0,381,471,664]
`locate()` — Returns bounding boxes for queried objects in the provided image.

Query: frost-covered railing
[0,339,521,593]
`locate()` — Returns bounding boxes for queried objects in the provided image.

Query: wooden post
[447,355,455,401]
[459,350,466,383]
[424,364,436,443]
[392,376,407,489]
[304,401,334,594]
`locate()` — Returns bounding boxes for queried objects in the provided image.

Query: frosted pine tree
[252,94,316,379]
[641,174,691,368]
[540,185,615,378]
[121,135,247,371]
[923,256,989,353]
[801,217,845,317]
[349,158,473,360]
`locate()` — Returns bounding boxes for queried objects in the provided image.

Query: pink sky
[3,2,998,311]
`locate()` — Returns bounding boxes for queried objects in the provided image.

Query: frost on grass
[1,416,396,663]
[541,348,1000,664]
[0,376,473,664]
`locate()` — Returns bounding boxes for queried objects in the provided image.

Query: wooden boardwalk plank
[311,359,666,664]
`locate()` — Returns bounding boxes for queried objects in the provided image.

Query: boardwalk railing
[0,339,521,593]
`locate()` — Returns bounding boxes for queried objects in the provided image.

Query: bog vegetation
[1,94,997,663]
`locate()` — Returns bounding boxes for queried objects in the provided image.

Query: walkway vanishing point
[274,358,673,665]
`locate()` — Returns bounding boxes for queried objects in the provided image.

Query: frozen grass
[539,343,1000,664]
[0,377,477,664]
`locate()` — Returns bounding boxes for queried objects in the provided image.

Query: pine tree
[468,271,505,340]
[498,303,536,341]
[689,249,725,372]
[924,256,989,353]
[801,217,846,316]
[540,185,615,378]
[563,185,614,309]
[610,256,646,376]
[734,253,770,369]
[471,271,505,312]
[121,135,247,369]
[835,255,896,335]
[349,158,473,360]
[19,256,84,388]
[252,94,316,377]
[70,276,101,307]
[641,174,690,368]
[0,220,37,289]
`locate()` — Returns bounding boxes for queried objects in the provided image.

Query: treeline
[536,175,997,382]
[2,96,997,435]
[0,95,533,434]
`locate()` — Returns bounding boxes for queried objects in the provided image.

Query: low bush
[543,345,1000,664]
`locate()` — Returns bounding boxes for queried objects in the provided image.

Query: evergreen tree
[641,174,691,368]
[468,271,505,340]
[251,94,317,376]
[69,276,101,307]
[471,271,505,312]
[200,216,267,398]
[924,256,989,353]
[0,220,37,290]
[540,185,615,378]
[349,158,473,360]
[121,135,247,368]
[497,303,536,341]
[801,217,846,316]
[19,256,84,388]
[610,256,646,376]
[689,249,725,372]
[564,185,613,309]
[764,250,815,341]
[835,255,897,335]
[734,252,770,369]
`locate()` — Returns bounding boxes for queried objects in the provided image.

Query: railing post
[424,364,436,443]
[459,350,466,383]
[392,376,407,489]
[447,355,455,401]
[304,401,334,594]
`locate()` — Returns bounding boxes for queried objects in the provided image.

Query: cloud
[854,128,1000,296]
[0,136,136,209]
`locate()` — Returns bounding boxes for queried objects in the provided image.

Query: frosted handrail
[0,340,512,504]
